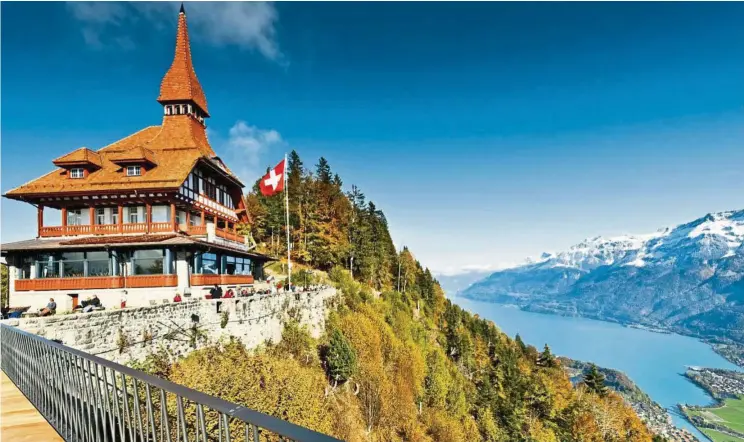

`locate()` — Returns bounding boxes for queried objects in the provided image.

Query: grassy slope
[700,428,744,442]
[690,396,744,442]
[711,397,744,435]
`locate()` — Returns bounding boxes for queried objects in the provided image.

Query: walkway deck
[1,371,63,442]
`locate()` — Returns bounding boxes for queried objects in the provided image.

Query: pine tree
[537,344,556,368]
[514,333,527,354]
[325,329,357,384]
[582,364,608,397]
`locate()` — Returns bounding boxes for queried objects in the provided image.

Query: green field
[711,397,744,435]
[691,396,744,442]
[700,428,744,442]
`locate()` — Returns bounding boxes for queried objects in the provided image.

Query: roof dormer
[52,148,102,179]
[109,146,158,168]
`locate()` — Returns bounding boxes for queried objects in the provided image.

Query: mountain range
[459,210,744,344]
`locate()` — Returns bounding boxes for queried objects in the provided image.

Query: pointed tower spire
[158,5,209,119]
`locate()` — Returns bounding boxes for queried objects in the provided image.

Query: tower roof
[157,5,209,116]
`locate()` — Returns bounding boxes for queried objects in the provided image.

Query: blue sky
[2,2,743,274]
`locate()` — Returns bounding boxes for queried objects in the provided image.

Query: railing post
[37,205,44,238]
[171,203,177,232]
[61,207,68,235]
[146,203,152,234]
[118,205,123,234]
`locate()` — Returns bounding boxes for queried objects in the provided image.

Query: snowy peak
[527,210,744,272]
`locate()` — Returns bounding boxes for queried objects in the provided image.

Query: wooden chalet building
[1,6,273,311]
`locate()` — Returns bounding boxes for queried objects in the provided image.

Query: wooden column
[146,203,152,234]
[170,203,177,232]
[61,207,68,235]
[37,205,44,238]
[118,205,124,233]
[186,211,191,233]
[89,205,95,226]
[200,210,205,226]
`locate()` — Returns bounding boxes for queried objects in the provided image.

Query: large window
[67,209,82,226]
[86,251,110,276]
[96,208,106,225]
[19,256,34,279]
[199,253,219,274]
[61,252,85,277]
[225,256,252,275]
[37,255,61,279]
[132,250,164,275]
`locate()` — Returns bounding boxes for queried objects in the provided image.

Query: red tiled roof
[52,147,103,168]
[157,8,209,116]
[3,8,245,200]
[108,146,158,166]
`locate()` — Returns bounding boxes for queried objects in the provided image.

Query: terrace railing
[0,324,342,442]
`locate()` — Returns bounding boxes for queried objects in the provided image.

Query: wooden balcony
[215,228,244,243]
[190,274,254,286]
[189,225,207,236]
[15,274,178,291]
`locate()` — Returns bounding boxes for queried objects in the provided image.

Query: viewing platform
[0,323,341,442]
[1,372,63,441]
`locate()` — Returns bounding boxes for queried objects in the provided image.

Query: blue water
[453,297,743,441]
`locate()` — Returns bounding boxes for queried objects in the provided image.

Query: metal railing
[0,324,342,442]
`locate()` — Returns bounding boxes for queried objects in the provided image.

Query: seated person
[39,298,57,317]
[209,284,223,299]
[173,293,182,303]
[82,295,103,313]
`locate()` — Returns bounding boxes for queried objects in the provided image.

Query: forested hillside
[245,151,399,288]
[137,152,656,441]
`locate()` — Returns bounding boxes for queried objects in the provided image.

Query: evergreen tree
[325,329,357,384]
[582,364,608,397]
[315,157,332,184]
[537,344,556,368]
[515,333,527,354]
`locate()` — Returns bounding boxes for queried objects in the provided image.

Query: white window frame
[70,168,85,179]
[96,208,106,225]
[67,209,82,226]
[126,166,142,177]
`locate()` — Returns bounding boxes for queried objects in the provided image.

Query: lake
[453,296,743,441]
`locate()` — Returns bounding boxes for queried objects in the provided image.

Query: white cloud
[218,121,285,185]
[66,2,282,60]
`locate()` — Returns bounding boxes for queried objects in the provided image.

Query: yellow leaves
[170,342,335,437]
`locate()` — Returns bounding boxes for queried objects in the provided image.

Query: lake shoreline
[460,295,744,369]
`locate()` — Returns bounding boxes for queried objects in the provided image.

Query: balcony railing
[15,275,178,291]
[0,324,341,442]
[216,228,245,244]
[191,274,254,287]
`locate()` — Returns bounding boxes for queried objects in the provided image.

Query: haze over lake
[454,297,742,440]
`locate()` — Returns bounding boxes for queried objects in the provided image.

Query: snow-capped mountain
[460,210,744,344]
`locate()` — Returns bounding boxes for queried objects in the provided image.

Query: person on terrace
[39,298,56,316]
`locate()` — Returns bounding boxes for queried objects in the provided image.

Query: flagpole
[284,153,291,290]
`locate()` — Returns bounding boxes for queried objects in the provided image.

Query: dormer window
[126,166,142,177]
[70,168,85,179]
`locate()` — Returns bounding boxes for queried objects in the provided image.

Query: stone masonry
[1,288,337,364]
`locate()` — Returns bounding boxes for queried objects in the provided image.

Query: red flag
[259,159,286,196]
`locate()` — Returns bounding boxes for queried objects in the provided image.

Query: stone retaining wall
[1,288,337,364]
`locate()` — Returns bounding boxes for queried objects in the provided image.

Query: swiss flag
[259,159,286,196]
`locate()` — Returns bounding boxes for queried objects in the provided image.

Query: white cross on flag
[259,159,286,196]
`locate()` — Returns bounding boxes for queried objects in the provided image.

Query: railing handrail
[0,323,342,442]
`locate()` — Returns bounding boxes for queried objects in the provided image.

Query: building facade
[1,7,273,311]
